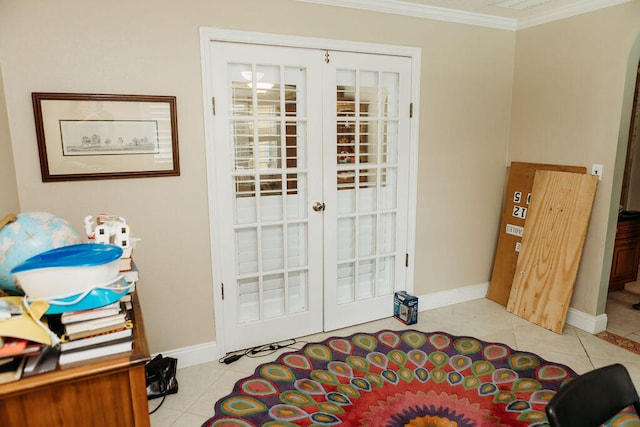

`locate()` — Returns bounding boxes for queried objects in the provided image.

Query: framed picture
[32,93,179,181]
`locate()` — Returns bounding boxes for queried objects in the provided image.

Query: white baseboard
[163,282,608,369]
[153,340,220,369]
[415,282,608,334]
[565,307,608,334]
[417,282,490,310]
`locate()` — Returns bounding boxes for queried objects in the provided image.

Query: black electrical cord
[219,338,307,364]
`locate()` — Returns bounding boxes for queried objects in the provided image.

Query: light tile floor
[149,290,640,426]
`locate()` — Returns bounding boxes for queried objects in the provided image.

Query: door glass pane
[357,259,375,299]
[262,225,284,271]
[337,184,356,214]
[359,184,376,212]
[337,217,355,260]
[288,270,308,313]
[359,71,378,117]
[287,223,308,268]
[287,173,307,219]
[289,121,306,169]
[233,121,253,170]
[336,70,356,110]
[230,64,253,116]
[359,169,377,191]
[285,66,306,116]
[235,177,257,224]
[257,120,281,170]
[380,168,397,210]
[256,65,280,116]
[377,256,395,294]
[358,215,376,257]
[263,273,285,319]
[383,121,398,164]
[260,190,283,222]
[337,167,356,190]
[360,120,377,166]
[236,228,258,275]
[382,72,399,117]
[238,277,260,323]
[337,262,355,304]
[379,213,396,253]
[337,118,356,166]
[259,173,282,198]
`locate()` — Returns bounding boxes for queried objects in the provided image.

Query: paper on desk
[0,297,55,345]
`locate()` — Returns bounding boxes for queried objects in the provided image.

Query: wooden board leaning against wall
[506,170,598,333]
[487,162,587,306]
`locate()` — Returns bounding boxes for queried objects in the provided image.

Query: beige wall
[0,66,19,217]
[415,22,515,290]
[627,86,640,210]
[509,2,640,315]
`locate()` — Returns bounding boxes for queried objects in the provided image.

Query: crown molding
[296,0,634,31]
[516,0,635,29]
[296,0,518,30]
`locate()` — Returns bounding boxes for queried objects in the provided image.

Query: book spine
[58,339,133,365]
[66,319,132,341]
[60,328,133,352]
[64,314,126,335]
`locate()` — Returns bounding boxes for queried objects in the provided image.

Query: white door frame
[200,28,421,356]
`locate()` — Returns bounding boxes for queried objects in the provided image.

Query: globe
[0,212,80,294]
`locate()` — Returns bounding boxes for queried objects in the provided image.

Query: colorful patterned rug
[203,330,580,426]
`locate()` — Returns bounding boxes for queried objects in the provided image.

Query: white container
[11,244,123,300]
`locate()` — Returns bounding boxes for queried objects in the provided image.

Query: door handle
[313,202,326,212]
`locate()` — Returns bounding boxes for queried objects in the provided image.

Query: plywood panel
[506,170,598,333]
[487,162,587,306]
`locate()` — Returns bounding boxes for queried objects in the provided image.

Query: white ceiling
[297,0,633,30]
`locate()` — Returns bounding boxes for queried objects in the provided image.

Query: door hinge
[221,282,224,300]
[409,103,413,118]
[405,253,409,267]
[212,96,216,116]
[324,50,330,64]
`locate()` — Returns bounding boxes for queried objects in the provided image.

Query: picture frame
[32,93,179,181]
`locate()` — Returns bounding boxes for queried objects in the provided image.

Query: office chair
[546,363,640,427]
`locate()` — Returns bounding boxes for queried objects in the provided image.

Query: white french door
[206,39,413,352]
[322,51,412,331]
[210,42,324,352]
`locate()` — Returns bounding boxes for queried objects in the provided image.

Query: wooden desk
[0,292,151,427]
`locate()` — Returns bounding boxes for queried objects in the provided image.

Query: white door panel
[322,51,412,331]
[210,42,324,351]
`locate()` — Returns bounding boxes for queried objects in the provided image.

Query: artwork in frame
[32,92,180,181]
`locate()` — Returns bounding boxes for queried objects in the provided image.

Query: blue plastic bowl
[44,276,132,314]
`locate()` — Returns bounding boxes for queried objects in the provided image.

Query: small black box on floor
[394,291,418,325]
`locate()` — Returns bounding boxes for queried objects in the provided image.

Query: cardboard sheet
[487,162,586,306]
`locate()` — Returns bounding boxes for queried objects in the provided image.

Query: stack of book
[56,298,134,366]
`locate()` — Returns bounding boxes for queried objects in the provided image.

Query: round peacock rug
[202,330,578,427]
